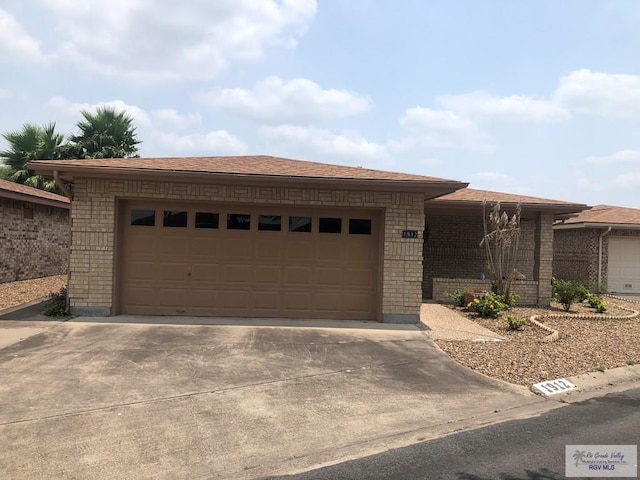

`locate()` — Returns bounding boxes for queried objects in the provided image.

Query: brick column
[533,212,554,305]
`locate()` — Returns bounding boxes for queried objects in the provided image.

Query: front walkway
[420,302,505,342]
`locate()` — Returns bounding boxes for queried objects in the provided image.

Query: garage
[29,155,465,322]
[608,237,640,294]
[118,201,380,319]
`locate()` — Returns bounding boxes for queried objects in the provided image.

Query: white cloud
[584,149,640,165]
[153,131,248,156]
[0,9,47,64]
[554,69,640,117]
[36,0,317,84]
[438,91,570,122]
[47,96,152,127]
[202,76,371,123]
[150,109,201,130]
[400,107,488,148]
[260,125,388,161]
[612,171,640,188]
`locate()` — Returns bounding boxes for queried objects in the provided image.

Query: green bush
[587,294,607,313]
[587,282,608,295]
[444,290,466,307]
[468,291,509,317]
[503,314,527,330]
[43,287,69,316]
[552,278,587,312]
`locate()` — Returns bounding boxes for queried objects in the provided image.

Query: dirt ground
[0,275,67,310]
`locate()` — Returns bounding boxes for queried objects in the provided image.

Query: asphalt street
[268,387,640,480]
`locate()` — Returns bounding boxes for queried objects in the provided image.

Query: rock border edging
[527,295,639,343]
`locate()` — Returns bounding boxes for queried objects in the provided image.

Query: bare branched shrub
[480,201,521,300]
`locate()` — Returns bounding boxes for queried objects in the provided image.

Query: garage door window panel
[319,217,342,234]
[258,215,282,231]
[289,216,312,232]
[227,213,251,230]
[195,212,219,229]
[349,218,372,235]
[163,211,188,227]
[131,209,155,226]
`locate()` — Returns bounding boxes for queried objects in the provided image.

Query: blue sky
[1,1,640,207]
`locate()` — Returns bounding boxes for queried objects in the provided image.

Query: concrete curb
[536,364,640,403]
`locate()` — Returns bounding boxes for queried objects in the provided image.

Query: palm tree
[69,107,140,159]
[0,122,67,192]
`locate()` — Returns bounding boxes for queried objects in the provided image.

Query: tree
[0,122,68,192]
[69,107,140,159]
[480,201,521,301]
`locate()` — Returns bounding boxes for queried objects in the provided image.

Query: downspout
[598,227,612,285]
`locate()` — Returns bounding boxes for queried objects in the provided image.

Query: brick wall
[0,198,69,283]
[553,229,600,283]
[423,213,536,298]
[432,278,539,305]
[70,178,425,322]
[554,228,640,287]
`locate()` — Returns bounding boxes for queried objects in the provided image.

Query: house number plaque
[402,230,419,239]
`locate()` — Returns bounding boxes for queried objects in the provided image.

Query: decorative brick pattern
[0,198,69,283]
[70,178,425,321]
[553,228,640,286]
[552,229,600,283]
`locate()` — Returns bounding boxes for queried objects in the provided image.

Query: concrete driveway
[0,317,551,479]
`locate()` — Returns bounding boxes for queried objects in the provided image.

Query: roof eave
[554,222,640,230]
[0,189,70,209]
[28,163,468,194]
[425,199,588,215]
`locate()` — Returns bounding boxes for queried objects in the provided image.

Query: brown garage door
[117,201,380,320]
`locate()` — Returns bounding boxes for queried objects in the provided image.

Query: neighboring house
[424,188,587,305]
[29,155,467,322]
[0,178,70,283]
[553,204,640,294]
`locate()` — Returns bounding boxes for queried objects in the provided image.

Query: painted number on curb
[532,378,577,395]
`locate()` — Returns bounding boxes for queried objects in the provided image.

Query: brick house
[424,188,587,305]
[0,178,70,283]
[29,156,466,322]
[553,204,640,294]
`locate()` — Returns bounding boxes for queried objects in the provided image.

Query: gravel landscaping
[0,275,67,311]
[436,296,640,386]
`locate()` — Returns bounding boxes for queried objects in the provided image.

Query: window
[289,216,312,232]
[163,211,187,227]
[227,213,251,230]
[259,215,282,231]
[349,218,372,235]
[319,217,342,234]
[195,212,219,229]
[131,209,155,226]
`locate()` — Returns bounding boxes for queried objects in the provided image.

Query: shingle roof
[558,204,640,226]
[28,155,459,183]
[431,188,585,207]
[0,178,70,207]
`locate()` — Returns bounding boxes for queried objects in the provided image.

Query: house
[424,188,588,305]
[28,155,467,322]
[553,204,640,294]
[0,178,70,283]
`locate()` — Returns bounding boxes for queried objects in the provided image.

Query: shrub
[468,291,509,318]
[43,287,69,316]
[503,314,527,330]
[552,278,587,312]
[586,294,607,313]
[587,282,608,295]
[444,290,466,307]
